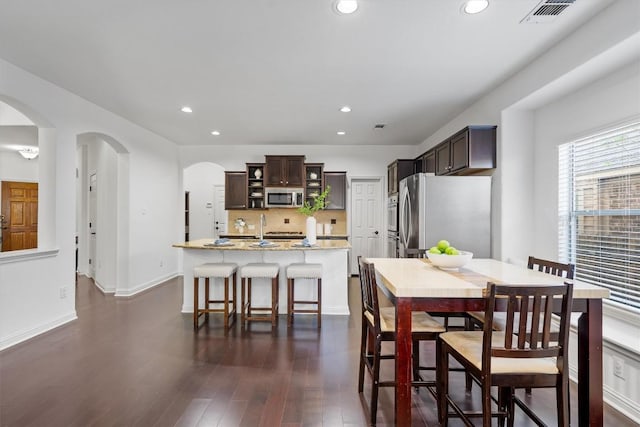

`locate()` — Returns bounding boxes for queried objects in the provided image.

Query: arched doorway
[76,132,130,294]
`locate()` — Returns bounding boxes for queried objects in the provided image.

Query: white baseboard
[115,272,178,297]
[93,279,115,294]
[604,384,640,423]
[0,312,77,351]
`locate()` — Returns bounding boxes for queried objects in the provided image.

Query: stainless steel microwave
[265,188,304,208]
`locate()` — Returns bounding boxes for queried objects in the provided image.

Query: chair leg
[317,278,322,328]
[287,278,294,326]
[436,339,449,425]
[193,276,199,329]
[271,277,278,327]
[498,386,511,427]
[482,379,492,427]
[412,339,421,383]
[230,272,237,325]
[204,277,210,322]
[358,320,367,393]
[223,276,229,329]
[371,337,382,426]
[557,376,570,427]
[241,277,246,324]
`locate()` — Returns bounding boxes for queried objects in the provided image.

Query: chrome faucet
[259,213,267,240]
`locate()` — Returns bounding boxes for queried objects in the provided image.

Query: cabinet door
[387,163,397,195]
[265,156,284,186]
[324,172,346,210]
[284,156,305,186]
[224,172,247,209]
[424,150,436,174]
[450,131,469,173]
[435,142,451,175]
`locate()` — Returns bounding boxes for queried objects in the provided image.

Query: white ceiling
[0,0,615,146]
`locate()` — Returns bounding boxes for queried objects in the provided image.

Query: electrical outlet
[613,357,625,379]
[59,287,67,299]
[160,260,164,267]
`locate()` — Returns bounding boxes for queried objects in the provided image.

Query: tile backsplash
[227,209,347,235]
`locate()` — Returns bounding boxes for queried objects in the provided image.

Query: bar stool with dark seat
[193,262,238,329]
[239,263,280,327]
[286,263,322,327]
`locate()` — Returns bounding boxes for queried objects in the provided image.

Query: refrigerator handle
[399,185,411,248]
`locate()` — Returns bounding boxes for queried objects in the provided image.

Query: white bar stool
[286,263,322,328]
[239,263,280,327]
[193,262,238,329]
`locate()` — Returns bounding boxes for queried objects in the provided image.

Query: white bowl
[426,251,473,269]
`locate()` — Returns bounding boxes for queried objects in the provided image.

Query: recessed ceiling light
[180,106,193,113]
[211,130,221,136]
[335,0,358,14]
[340,106,352,113]
[463,0,489,14]
[337,131,346,135]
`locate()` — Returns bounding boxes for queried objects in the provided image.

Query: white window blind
[558,120,640,310]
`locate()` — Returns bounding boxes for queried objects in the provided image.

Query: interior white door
[349,178,383,275]
[88,173,97,279]
[213,185,226,238]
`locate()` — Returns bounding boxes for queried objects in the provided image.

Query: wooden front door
[1,181,38,251]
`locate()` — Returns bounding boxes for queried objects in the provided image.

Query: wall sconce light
[18,147,39,160]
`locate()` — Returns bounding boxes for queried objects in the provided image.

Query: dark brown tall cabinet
[224,171,247,210]
[324,172,347,210]
[387,159,414,195]
[264,155,305,187]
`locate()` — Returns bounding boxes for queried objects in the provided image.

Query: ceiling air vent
[521,0,576,24]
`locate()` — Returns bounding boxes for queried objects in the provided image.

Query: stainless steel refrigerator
[399,173,491,257]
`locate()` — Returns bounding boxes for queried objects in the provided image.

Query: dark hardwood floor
[0,275,634,426]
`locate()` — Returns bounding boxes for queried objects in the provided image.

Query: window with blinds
[558,120,640,310]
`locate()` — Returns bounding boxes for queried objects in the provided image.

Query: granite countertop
[173,238,351,250]
[219,232,349,240]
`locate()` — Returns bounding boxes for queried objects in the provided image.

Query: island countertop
[173,238,351,251]
[175,238,351,316]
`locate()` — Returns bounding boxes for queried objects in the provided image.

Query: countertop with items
[173,238,350,250]
[219,232,349,240]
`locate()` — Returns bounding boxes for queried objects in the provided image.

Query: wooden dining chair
[437,281,574,427]
[357,257,446,425]
[467,256,575,332]
[464,256,575,394]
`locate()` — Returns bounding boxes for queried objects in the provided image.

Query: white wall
[533,60,640,421]
[0,152,38,182]
[184,163,226,241]
[0,57,181,349]
[411,0,640,421]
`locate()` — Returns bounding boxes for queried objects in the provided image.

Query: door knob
[374,231,379,235]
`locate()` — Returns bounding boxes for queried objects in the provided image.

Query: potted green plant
[298,186,330,244]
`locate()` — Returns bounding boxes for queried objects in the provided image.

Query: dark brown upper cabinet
[415,150,436,174]
[224,171,247,210]
[387,159,414,195]
[323,171,347,210]
[265,155,305,187]
[434,126,496,175]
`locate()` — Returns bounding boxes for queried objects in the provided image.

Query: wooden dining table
[368,257,610,427]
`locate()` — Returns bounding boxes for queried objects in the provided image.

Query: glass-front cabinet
[304,163,324,205]
[247,163,265,209]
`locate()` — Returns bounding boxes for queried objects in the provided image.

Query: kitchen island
[173,238,351,316]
